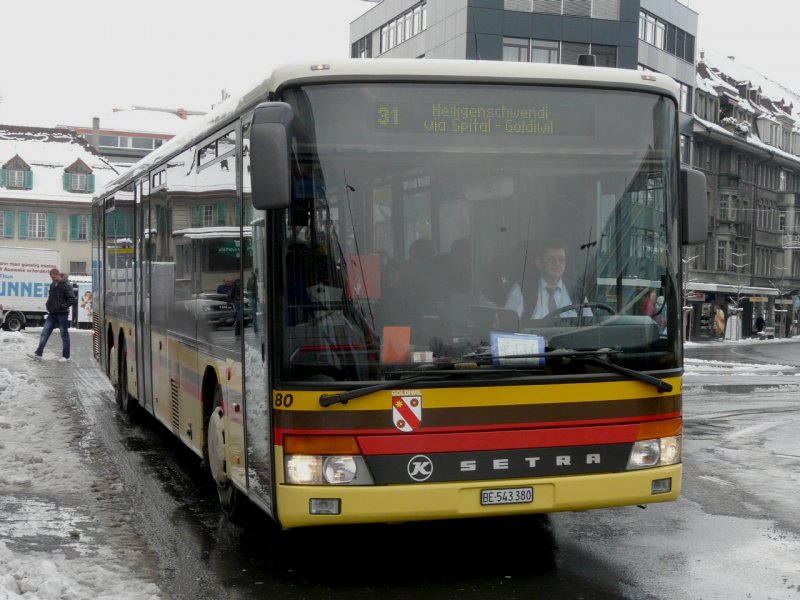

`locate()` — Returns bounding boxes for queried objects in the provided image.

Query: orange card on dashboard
[381,326,411,363]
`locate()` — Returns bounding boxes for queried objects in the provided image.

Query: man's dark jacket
[46,279,76,315]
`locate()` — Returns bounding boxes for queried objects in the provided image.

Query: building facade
[0,125,118,276]
[350,0,696,121]
[688,52,800,339]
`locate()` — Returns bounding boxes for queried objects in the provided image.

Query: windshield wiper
[465,348,673,393]
[574,355,673,393]
[319,373,453,407]
[319,350,672,407]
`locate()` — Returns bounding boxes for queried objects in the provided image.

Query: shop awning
[684,282,779,296]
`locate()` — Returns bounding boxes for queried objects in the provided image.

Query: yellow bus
[93,59,707,528]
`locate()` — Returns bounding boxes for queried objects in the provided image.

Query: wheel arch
[106,324,116,381]
[201,366,222,453]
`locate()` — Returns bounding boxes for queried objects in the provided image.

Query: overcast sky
[0,0,373,128]
[1,0,798,129]
[685,0,800,94]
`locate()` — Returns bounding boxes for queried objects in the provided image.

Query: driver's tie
[546,287,558,313]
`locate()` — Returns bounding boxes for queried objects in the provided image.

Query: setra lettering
[459,452,602,472]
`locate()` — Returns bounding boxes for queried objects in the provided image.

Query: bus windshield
[276,82,679,383]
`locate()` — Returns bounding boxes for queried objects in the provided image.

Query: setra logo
[407,454,433,482]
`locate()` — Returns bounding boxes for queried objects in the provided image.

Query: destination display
[374,101,593,136]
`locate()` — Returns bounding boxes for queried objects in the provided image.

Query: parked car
[182,291,253,328]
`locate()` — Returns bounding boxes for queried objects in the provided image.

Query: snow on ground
[684,357,800,377]
[685,335,800,381]
[0,330,162,600]
[1,326,797,599]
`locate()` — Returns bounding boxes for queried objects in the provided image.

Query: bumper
[275,464,681,528]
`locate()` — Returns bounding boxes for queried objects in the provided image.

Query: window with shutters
[203,205,215,227]
[190,204,228,228]
[63,159,95,194]
[72,173,87,191]
[9,170,24,188]
[1,156,33,189]
[69,214,90,241]
[28,212,47,238]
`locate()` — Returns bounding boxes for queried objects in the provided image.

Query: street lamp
[730,251,749,310]
[681,254,699,308]
[681,254,699,341]
[769,264,792,337]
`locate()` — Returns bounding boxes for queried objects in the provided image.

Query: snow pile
[684,357,800,377]
[0,330,162,600]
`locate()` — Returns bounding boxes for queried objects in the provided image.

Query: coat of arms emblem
[392,391,422,432]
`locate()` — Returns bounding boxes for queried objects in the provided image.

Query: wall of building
[1,205,92,275]
[351,0,695,71]
[638,0,696,87]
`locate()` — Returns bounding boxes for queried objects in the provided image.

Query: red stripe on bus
[356,424,639,455]
[274,412,680,447]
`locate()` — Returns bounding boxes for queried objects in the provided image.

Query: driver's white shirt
[505,277,592,319]
[505,277,575,319]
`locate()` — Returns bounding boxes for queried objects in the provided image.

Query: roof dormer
[736,81,750,97]
[0,154,34,190]
[63,158,95,193]
[748,86,761,106]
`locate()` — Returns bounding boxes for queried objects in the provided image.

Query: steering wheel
[543,302,616,319]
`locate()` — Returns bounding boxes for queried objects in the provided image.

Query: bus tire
[115,343,135,417]
[108,343,118,388]
[206,384,241,519]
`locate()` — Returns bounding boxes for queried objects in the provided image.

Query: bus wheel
[206,384,241,518]
[108,344,118,389]
[115,345,134,416]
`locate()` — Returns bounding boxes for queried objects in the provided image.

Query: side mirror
[680,167,708,245]
[250,102,293,210]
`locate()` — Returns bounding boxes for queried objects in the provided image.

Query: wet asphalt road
[685,335,800,367]
[58,333,800,599]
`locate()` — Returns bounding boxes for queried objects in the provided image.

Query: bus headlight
[286,455,323,484]
[285,455,374,485]
[627,436,681,470]
[323,456,357,484]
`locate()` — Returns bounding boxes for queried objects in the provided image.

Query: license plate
[480,486,533,506]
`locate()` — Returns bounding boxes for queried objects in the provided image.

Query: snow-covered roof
[699,51,800,121]
[61,106,205,137]
[0,126,119,203]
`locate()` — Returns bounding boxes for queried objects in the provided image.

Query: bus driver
[504,237,588,320]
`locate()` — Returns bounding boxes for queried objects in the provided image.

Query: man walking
[30,269,75,362]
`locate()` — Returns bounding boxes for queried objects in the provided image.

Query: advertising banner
[77,283,94,323]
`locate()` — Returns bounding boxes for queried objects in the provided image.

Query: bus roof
[95,58,680,200]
